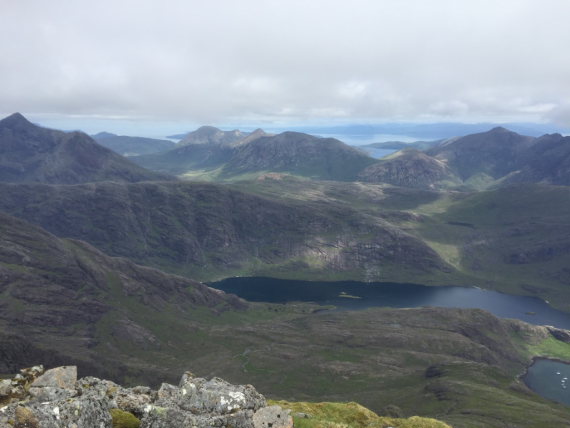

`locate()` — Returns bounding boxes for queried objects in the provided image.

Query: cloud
[1,0,569,125]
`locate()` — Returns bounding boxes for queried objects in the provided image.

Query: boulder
[30,366,76,389]
[253,405,294,428]
[28,366,77,402]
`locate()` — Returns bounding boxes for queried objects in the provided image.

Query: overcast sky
[1,0,570,134]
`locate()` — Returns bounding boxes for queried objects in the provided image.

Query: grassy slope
[409,184,570,311]
[84,297,570,428]
[270,400,451,428]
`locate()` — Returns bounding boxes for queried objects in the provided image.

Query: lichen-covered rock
[0,380,11,398]
[174,374,266,414]
[0,366,286,428]
[115,386,155,418]
[30,366,76,389]
[0,365,45,406]
[253,405,293,428]
[28,366,77,403]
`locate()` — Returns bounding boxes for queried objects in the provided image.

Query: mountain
[359,128,570,190]
[503,133,570,185]
[358,149,460,189]
[177,125,249,147]
[132,127,269,176]
[134,128,376,181]
[0,211,245,380]
[220,132,377,180]
[0,180,449,282]
[0,113,172,184]
[426,127,536,183]
[91,132,175,156]
[359,139,442,151]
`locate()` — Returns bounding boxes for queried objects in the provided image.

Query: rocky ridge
[0,365,292,428]
[133,129,376,181]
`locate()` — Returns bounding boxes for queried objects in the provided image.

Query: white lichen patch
[229,391,246,402]
[182,388,187,396]
[220,391,246,411]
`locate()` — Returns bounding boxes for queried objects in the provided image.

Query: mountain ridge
[0,113,173,184]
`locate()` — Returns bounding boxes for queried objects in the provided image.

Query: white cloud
[1,0,569,126]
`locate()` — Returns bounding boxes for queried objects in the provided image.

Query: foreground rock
[0,366,292,428]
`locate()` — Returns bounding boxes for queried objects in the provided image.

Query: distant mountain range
[290,122,569,139]
[361,127,570,189]
[134,126,376,181]
[133,123,570,190]
[0,113,171,184]
[358,139,442,152]
[91,131,175,156]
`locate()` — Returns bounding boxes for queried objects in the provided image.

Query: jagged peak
[0,112,35,128]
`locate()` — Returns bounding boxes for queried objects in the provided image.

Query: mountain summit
[0,113,172,184]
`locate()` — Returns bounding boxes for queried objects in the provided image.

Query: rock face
[0,366,291,428]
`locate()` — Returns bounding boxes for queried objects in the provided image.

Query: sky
[1,0,570,137]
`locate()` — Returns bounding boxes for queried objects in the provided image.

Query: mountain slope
[0,181,450,282]
[503,133,570,185]
[358,149,461,189]
[220,132,377,180]
[427,127,536,182]
[92,132,175,156]
[412,184,570,310]
[0,113,172,184]
[0,211,244,378]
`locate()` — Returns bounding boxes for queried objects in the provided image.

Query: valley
[1,113,570,427]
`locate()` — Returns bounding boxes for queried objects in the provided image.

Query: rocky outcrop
[0,366,292,428]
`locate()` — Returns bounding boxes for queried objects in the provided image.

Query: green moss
[270,400,451,428]
[110,408,140,428]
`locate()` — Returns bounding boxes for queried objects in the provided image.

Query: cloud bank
[1,0,569,126]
